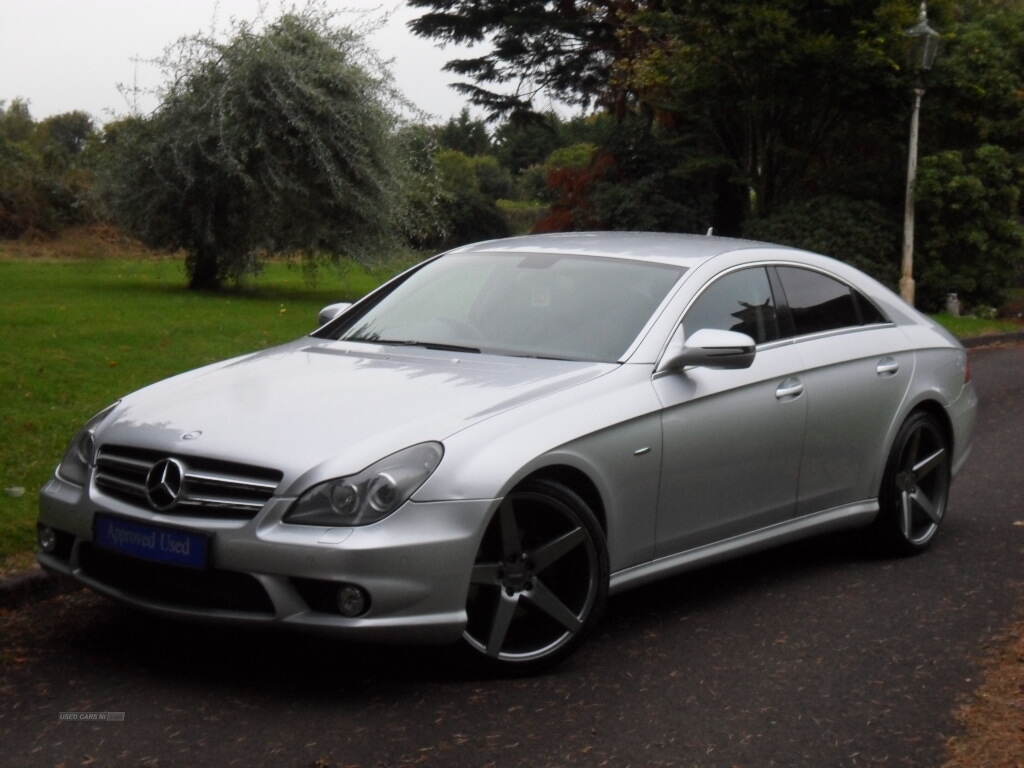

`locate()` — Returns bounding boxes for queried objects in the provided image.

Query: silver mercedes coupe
[37,232,977,670]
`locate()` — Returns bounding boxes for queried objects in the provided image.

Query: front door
[652,266,807,556]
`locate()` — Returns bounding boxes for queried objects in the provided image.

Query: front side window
[776,267,885,336]
[683,267,781,344]
[319,252,686,362]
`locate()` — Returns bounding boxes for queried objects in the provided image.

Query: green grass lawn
[0,254,413,562]
[931,313,1024,338]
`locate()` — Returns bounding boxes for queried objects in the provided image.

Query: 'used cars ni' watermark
[59,712,125,722]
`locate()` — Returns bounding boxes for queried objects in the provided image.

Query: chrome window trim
[651,259,897,371]
[776,321,897,347]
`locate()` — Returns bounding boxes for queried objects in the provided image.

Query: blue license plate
[93,514,210,570]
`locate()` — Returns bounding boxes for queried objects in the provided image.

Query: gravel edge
[961,330,1024,348]
[0,563,80,610]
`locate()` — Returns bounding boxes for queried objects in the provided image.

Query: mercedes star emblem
[145,458,185,510]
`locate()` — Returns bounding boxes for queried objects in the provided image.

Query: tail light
[964,357,972,383]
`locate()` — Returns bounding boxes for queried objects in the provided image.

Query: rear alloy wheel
[876,411,951,554]
[463,478,608,671]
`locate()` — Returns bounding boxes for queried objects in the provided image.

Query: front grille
[79,543,275,614]
[94,444,282,519]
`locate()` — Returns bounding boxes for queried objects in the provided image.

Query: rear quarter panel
[897,323,974,476]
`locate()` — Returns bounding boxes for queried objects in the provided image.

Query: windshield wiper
[504,351,591,362]
[345,337,481,353]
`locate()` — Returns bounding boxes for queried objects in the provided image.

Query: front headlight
[284,442,444,527]
[56,401,120,486]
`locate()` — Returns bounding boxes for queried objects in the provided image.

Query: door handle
[775,378,803,400]
[876,357,899,376]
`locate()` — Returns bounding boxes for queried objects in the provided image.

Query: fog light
[336,584,368,617]
[38,525,57,553]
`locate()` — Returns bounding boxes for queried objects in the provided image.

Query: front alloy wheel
[876,411,951,553]
[463,478,608,670]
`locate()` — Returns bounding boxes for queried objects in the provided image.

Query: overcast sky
[0,0,513,124]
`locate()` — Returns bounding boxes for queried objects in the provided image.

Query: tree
[0,98,34,143]
[408,0,625,115]
[915,145,1024,310]
[393,123,451,248]
[37,111,94,160]
[617,1,953,219]
[535,117,719,234]
[410,0,938,223]
[493,112,566,173]
[743,196,901,287]
[104,9,407,289]
[437,108,492,154]
[0,100,99,237]
[923,4,1024,155]
[433,149,510,246]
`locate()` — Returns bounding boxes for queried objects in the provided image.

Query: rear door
[772,265,914,515]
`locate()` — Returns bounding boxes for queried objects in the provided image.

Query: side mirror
[317,302,353,327]
[657,328,757,373]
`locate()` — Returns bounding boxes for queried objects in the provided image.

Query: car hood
[98,338,617,489]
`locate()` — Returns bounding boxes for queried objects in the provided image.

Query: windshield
[318,251,686,362]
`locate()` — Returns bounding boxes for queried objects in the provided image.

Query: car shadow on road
[43,525,899,700]
[606,525,886,624]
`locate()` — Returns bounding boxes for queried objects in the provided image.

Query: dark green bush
[536,118,719,235]
[743,196,900,288]
[914,145,1024,312]
[0,101,98,238]
[496,199,548,235]
[432,149,511,246]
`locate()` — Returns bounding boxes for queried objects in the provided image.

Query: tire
[462,478,609,673]
[872,411,951,555]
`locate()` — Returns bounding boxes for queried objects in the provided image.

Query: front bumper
[38,473,496,643]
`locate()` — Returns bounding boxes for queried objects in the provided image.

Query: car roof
[448,231,795,268]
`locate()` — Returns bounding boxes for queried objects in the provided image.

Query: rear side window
[684,267,781,344]
[853,291,888,325]
[776,267,864,336]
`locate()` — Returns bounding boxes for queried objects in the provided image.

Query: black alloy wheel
[463,478,608,671]
[875,411,951,554]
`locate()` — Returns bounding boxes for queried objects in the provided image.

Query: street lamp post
[899,2,941,307]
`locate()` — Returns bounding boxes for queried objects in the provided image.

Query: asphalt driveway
[1,344,1021,768]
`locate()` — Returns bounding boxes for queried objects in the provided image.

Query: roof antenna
[705,226,714,236]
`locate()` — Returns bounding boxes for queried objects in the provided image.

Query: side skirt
[609,500,879,595]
